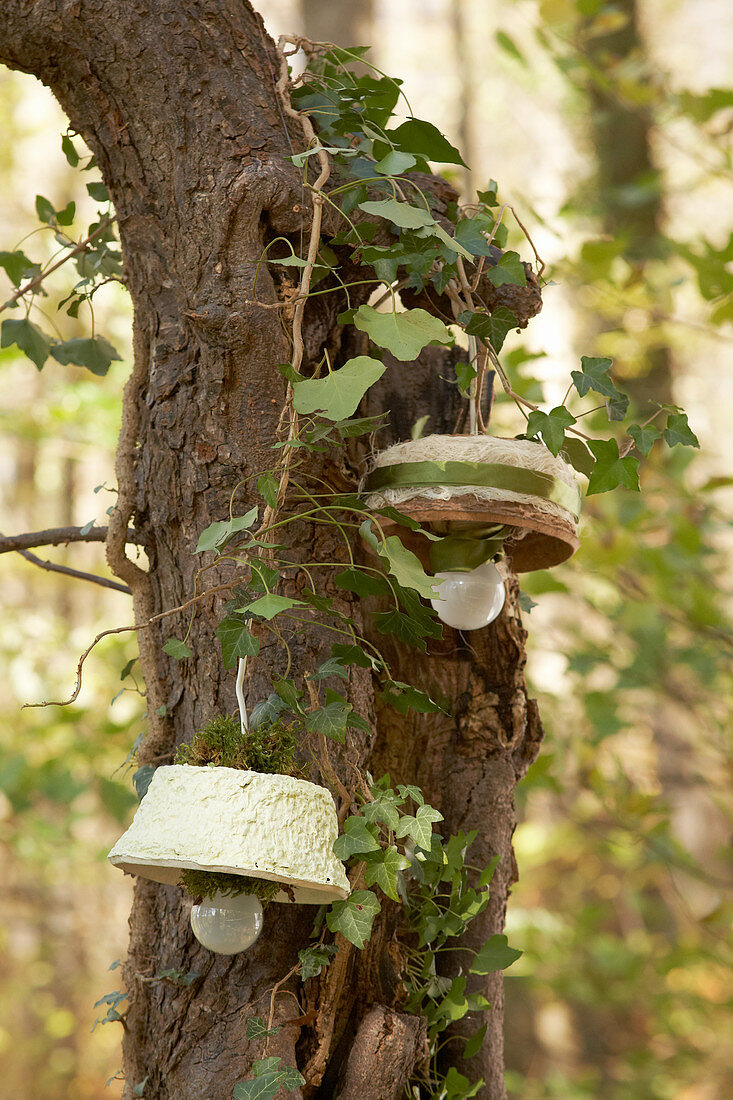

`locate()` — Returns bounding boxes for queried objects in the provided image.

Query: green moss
[174,713,302,775]
[179,869,281,906]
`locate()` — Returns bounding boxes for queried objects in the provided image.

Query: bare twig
[0,524,139,555]
[8,543,131,594]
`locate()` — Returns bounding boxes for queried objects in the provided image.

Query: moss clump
[180,869,281,906]
[174,713,302,775]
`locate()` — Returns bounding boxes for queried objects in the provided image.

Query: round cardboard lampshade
[108,765,350,904]
[364,434,582,572]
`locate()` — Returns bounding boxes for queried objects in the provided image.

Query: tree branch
[0,524,140,555]
[10,545,131,594]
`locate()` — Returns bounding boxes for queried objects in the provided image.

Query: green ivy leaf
[455,361,477,395]
[0,249,41,286]
[628,423,661,456]
[240,594,304,621]
[663,412,699,448]
[305,700,352,742]
[245,1017,280,1040]
[298,944,337,982]
[495,29,526,63]
[381,681,444,715]
[308,656,349,682]
[331,643,381,671]
[0,318,52,370]
[334,566,392,599]
[132,765,155,801]
[571,356,629,421]
[56,200,76,226]
[388,117,467,166]
[363,845,411,901]
[333,817,381,859]
[371,530,436,598]
[256,472,278,508]
[587,439,640,495]
[354,304,452,361]
[463,1023,488,1060]
[87,181,110,203]
[50,335,120,376]
[396,803,444,849]
[525,406,577,456]
[216,616,260,668]
[326,890,381,949]
[457,306,517,353]
[162,637,192,660]
[373,150,416,175]
[486,251,526,287]
[292,356,385,421]
[195,506,259,553]
[35,194,56,224]
[272,676,302,711]
[61,134,79,166]
[561,436,595,477]
[359,198,434,229]
[470,933,523,974]
[445,1066,483,1098]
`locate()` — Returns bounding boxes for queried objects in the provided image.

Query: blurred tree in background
[0,0,730,1097]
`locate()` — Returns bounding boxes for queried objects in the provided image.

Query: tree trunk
[0,4,540,1097]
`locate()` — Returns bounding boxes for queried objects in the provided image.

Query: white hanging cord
[235,657,249,735]
[468,334,479,435]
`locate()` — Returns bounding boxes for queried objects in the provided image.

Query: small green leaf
[326,890,381,949]
[455,361,477,396]
[292,356,385,420]
[333,817,381,859]
[486,251,526,287]
[305,700,352,743]
[50,335,120,376]
[396,803,443,849]
[628,423,661,455]
[381,681,444,715]
[133,765,155,801]
[195,506,259,553]
[525,406,577,456]
[378,534,436,598]
[163,637,192,660]
[35,195,56,224]
[363,845,410,901]
[308,657,349,682]
[61,134,79,166]
[0,318,52,370]
[587,438,639,495]
[56,200,76,226]
[257,472,278,508]
[245,1016,280,1040]
[87,181,110,203]
[445,1066,483,1098]
[663,412,699,448]
[359,198,434,229]
[334,566,391,599]
[216,616,260,667]
[241,594,304,621]
[496,30,526,63]
[374,150,416,175]
[463,1023,488,1060]
[298,944,337,982]
[470,933,522,974]
[388,117,467,166]
[354,304,452,361]
[561,436,595,477]
[458,306,517,353]
[571,356,629,421]
[0,250,41,286]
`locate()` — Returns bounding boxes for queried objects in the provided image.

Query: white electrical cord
[235,657,249,735]
[468,334,478,435]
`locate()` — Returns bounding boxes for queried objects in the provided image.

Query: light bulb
[190,890,264,954]
[430,560,506,631]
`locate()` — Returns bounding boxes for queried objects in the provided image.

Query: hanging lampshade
[108,764,350,904]
[364,434,582,573]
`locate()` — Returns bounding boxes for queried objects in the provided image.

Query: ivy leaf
[363,846,411,902]
[445,1067,483,1098]
[332,817,381,859]
[162,637,192,660]
[56,200,76,226]
[457,306,517,353]
[381,681,444,715]
[0,249,41,286]
[463,1023,488,1060]
[240,594,304,621]
[496,29,526,63]
[486,251,526,287]
[359,198,434,229]
[256,472,278,508]
[195,506,259,553]
[326,890,381,949]
[298,944,337,982]
[366,529,436,598]
[61,134,79,166]
[354,304,452,361]
[525,406,577,456]
[561,437,595,477]
[628,423,661,456]
[50,335,121,376]
[292,356,385,420]
[132,765,155,801]
[0,318,52,370]
[470,934,523,974]
[396,803,444,849]
[334,567,391,599]
[362,793,402,831]
[215,616,260,668]
[87,181,110,203]
[272,676,302,711]
[374,150,416,175]
[305,700,352,742]
[245,1017,280,1040]
[455,361,477,395]
[35,194,56,224]
[663,412,699,448]
[587,439,640,496]
[571,356,629,421]
[388,117,467,166]
[331,643,381,671]
[308,657,349,682]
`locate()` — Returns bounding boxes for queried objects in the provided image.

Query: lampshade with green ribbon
[363,434,582,574]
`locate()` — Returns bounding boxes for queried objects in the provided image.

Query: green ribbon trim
[429,526,508,573]
[365,459,581,519]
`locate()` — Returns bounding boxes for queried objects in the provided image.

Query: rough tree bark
[0,3,541,1097]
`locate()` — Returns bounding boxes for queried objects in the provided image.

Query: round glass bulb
[430,560,506,631]
[190,890,264,954]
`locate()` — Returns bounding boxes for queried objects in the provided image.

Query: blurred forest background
[0,0,731,1097]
